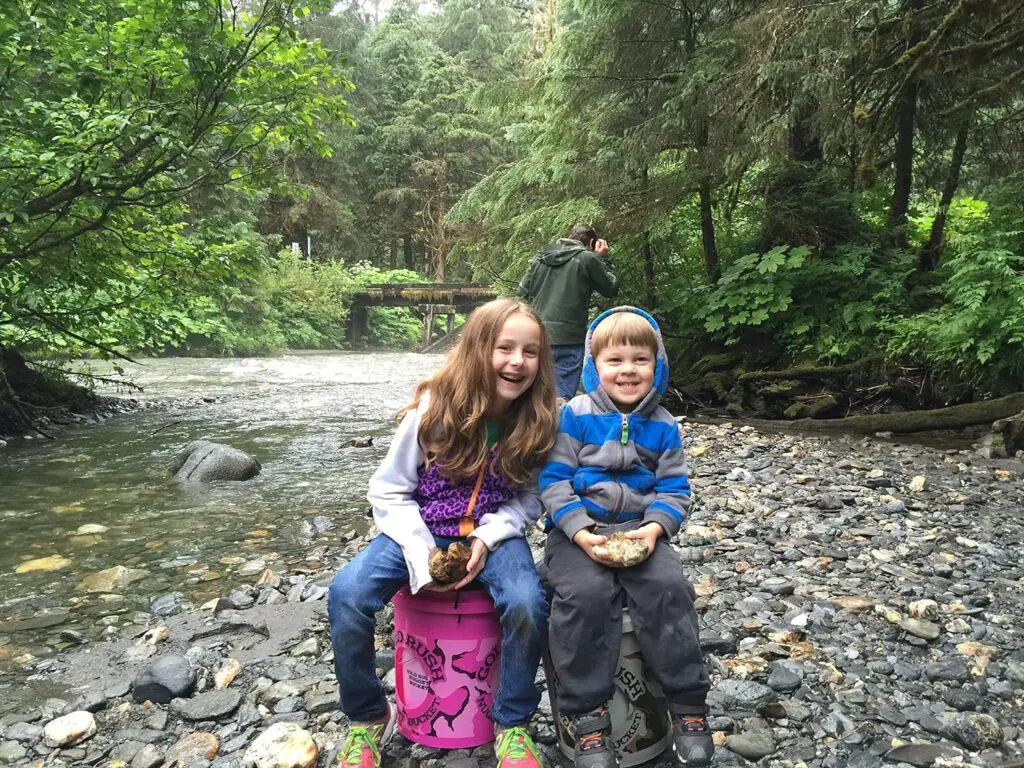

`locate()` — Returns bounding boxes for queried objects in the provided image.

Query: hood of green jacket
[538,238,590,266]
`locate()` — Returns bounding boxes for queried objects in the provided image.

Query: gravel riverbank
[2,421,1022,768]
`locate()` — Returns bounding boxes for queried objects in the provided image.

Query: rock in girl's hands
[428,541,472,585]
[450,538,488,591]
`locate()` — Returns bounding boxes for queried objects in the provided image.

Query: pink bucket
[392,586,501,748]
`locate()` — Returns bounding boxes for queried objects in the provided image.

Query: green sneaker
[496,725,543,768]
[336,704,396,768]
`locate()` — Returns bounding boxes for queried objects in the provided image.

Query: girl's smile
[491,313,542,412]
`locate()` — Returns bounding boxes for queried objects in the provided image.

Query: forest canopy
[2,0,1023,414]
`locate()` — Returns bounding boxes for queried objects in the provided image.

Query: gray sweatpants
[544,525,710,715]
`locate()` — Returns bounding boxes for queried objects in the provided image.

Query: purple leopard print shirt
[414,451,518,537]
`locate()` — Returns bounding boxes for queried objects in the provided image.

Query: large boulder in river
[986,410,1024,458]
[170,440,261,483]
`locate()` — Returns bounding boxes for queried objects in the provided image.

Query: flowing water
[0,351,442,677]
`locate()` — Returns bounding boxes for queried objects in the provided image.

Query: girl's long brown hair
[399,298,558,484]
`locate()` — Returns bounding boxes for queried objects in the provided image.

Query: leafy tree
[0,0,349,356]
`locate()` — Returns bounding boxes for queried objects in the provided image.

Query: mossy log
[687,351,745,377]
[736,358,875,384]
[718,392,1024,435]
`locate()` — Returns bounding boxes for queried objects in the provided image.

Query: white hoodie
[366,398,543,594]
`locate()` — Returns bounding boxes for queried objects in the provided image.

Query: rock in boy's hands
[622,522,663,557]
[451,538,488,591]
[572,528,612,564]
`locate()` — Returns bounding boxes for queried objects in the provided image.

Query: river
[0,351,443,674]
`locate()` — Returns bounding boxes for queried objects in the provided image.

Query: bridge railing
[352,283,495,309]
[349,283,497,349]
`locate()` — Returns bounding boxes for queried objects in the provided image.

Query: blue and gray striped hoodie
[539,306,691,540]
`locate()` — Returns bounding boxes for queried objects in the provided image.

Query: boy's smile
[594,342,655,410]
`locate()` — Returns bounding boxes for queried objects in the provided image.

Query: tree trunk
[790,114,822,163]
[919,120,970,271]
[887,0,923,249]
[642,234,656,308]
[887,78,918,249]
[699,179,720,283]
[435,247,446,282]
[390,238,397,270]
[403,234,413,271]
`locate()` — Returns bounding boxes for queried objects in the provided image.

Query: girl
[328,298,558,768]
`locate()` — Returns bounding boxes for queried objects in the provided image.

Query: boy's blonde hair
[400,298,558,484]
[590,311,658,358]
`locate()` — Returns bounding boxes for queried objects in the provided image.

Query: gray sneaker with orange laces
[568,707,617,768]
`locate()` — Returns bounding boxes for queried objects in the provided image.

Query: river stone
[725,730,776,761]
[758,577,794,596]
[4,721,41,742]
[74,523,109,535]
[766,660,803,692]
[262,681,305,707]
[884,743,962,766]
[943,687,984,711]
[171,440,261,483]
[707,680,776,710]
[171,689,243,721]
[290,638,319,657]
[219,588,256,611]
[62,691,107,714]
[946,712,1003,750]
[877,704,908,726]
[14,554,72,573]
[899,617,939,640]
[310,515,336,533]
[243,722,317,768]
[165,731,219,766]
[130,743,164,768]
[151,591,188,617]
[925,658,972,682]
[133,654,196,703]
[77,565,150,593]
[111,740,145,763]
[0,609,70,632]
[42,710,97,747]
[0,742,27,764]
[828,595,875,614]
[817,492,844,511]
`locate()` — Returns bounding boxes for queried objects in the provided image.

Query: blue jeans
[327,533,548,727]
[552,344,585,400]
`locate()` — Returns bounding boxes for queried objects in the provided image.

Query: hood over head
[537,238,591,266]
[581,306,670,414]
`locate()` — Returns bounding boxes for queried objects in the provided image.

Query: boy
[539,307,712,768]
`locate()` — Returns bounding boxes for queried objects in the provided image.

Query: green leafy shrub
[886,233,1024,390]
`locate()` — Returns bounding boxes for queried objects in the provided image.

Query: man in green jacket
[518,224,619,398]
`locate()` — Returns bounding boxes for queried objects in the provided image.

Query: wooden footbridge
[350,283,497,350]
